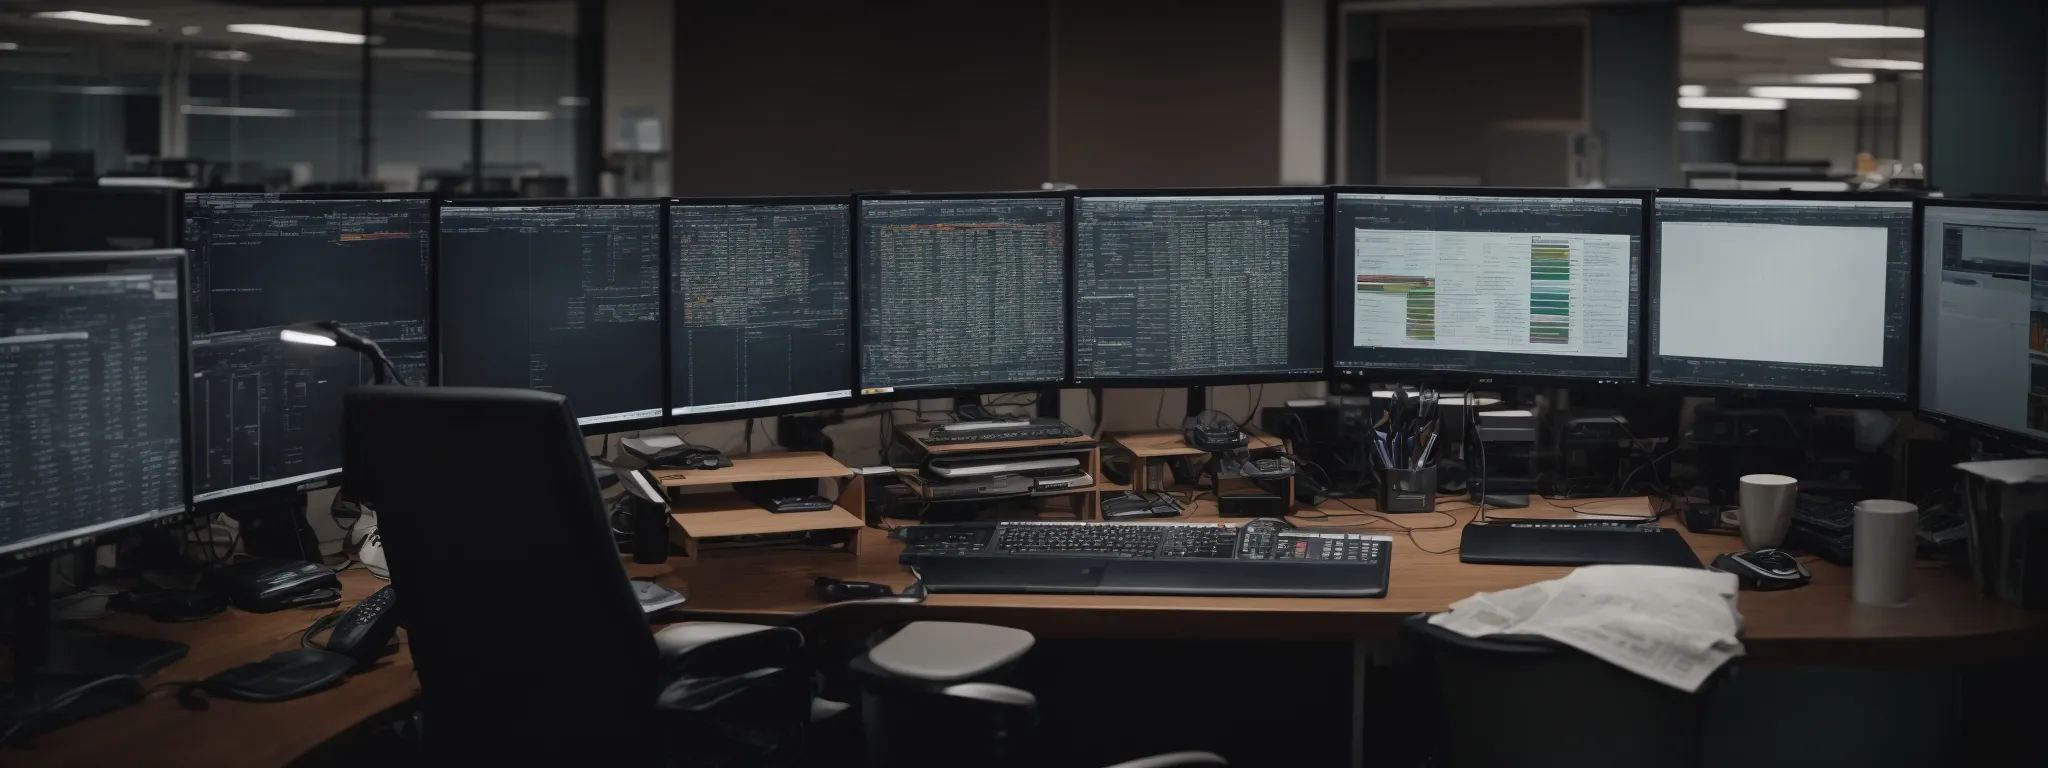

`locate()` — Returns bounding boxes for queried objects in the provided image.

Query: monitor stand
[218,492,324,562]
[2,558,188,739]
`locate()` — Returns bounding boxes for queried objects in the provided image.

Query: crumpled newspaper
[1428,565,1744,692]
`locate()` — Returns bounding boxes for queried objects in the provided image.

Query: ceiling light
[1831,57,1923,71]
[1743,22,1921,39]
[1791,73,1876,85]
[557,96,589,107]
[182,105,296,118]
[1749,86,1862,100]
[227,24,365,45]
[425,110,552,121]
[181,26,201,35]
[196,49,252,62]
[1743,73,1876,85]
[0,43,16,51]
[1679,85,1705,98]
[33,11,152,27]
[1678,96,1787,111]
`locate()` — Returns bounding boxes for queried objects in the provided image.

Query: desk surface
[17,570,416,768]
[20,495,2046,768]
[662,496,2047,666]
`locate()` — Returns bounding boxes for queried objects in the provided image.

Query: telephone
[179,587,400,707]
[318,585,401,668]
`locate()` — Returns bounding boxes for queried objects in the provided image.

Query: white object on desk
[1853,499,1918,606]
[1429,564,1744,692]
[1737,474,1799,550]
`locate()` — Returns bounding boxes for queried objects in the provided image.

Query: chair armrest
[1100,751,1229,768]
[939,682,1037,710]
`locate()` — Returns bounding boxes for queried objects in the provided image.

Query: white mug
[1736,474,1799,551]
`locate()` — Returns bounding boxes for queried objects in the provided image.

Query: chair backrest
[1400,613,1711,768]
[343,386,660,765]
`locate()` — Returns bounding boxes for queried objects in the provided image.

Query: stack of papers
[1428,565,1744,692]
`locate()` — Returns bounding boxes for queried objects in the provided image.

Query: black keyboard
[895,520,1392,598]
[1459,521,1701,568]
[922,420,1083,445]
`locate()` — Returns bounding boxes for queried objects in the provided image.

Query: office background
[3,0,2024,559]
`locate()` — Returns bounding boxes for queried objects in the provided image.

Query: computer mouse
[1712,549,1811,591]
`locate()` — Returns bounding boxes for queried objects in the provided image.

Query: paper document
[1428,565,1744,692]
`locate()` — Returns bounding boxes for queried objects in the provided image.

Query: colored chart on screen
[1350,229,1630,358]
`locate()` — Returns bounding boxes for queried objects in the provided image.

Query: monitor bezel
[1066,186,1332,389]
[436,197,671,435]
[181,192,439,508]
[850,190,1072,402]
[1325,185,1653,389]
[1914,196,2048,444]
[664,195,862,425]
[0,249,194,564]
[1643,188,1919,407]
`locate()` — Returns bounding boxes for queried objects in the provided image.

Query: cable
[1319,497,1466,555]
[298,610,345,650]
[1236,384,1265,428]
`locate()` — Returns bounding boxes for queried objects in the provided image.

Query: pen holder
[1379,466,1437,513]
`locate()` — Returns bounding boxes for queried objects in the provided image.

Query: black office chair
[342,386,820,765]
[1400,613,1717,768]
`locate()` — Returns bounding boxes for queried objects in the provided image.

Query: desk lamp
[280,321,409,386]
[279,320,405,568]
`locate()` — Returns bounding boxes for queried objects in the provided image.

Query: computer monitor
[182,193,432,504]
[1,249,189,563]
[856,193,1068,396]
[438,200,664,431]
[669,197,853,420]
[1919,199,2048,442]
[1331,189,1644,384]
[1648,192,1912,400]
[29,186,179,252]
[1071,190,1326,384]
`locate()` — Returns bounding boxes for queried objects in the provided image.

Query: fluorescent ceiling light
[182,105,296,118]
[196,49,252,62]
[557,96,589,107]
[279,329,337,347]
[1678,96,1787,111]
[1790,73,1876,85]
[181,26,201,35]
[227,24,365,45]
[1743,22,1921,39]
[1678,85,1705,98]
[425,110,552,121]
[33,11,151,27]
[1831,57,1923,71]
[1749,86,1861,100]
[0,43,16,51]
[1742,73,1876,85]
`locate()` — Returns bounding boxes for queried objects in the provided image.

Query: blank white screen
[1658,221,1888,368]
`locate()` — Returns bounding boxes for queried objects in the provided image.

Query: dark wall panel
[1052,0,1282,187]
[672,0,1051,196]
[1380,24,1582,184]
[1588,5,1677,188]
[1927,0,2046,197]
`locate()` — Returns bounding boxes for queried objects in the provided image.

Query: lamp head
[280,320,368,351]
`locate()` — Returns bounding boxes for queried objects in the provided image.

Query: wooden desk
[22,496,2045,767]
[661,496,2048,667]
[13,570,415,768]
